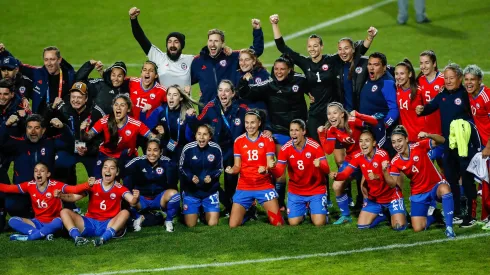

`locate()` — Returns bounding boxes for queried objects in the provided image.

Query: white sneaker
[133,215,144,232]
[482,221,490,230]
[165,221,174,232]
[452,217,463,225]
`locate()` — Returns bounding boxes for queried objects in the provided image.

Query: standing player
[269,119,330,226]
[180,124,223,227]
[59,158,140,246]
[0,163,91,241]
[330,128,407,230]
[317,102,379,223]
[395,59,425,142]
[225,109,283,228]
[384,126,455,238]
[129,61,167,119]
[129,7,193,88]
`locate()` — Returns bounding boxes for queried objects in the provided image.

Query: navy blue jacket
[179,141,223,198]
[123,155,178,197]
[191,28,264,106]
[0,123,74,184]
[359,72,399,127]
[187,98,248,160]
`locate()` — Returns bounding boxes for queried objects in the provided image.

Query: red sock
[482,181,490,220]
[268,210,284,226]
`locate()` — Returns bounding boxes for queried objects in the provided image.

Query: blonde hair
[325,102,351,135]
[167,85,202,121]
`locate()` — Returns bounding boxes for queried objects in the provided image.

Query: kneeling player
[180,124,223,227]
[0,162,91,241]
[269,119,330,226]
[60,158,139,246]
[330,128,407,230]
[226,110,284,227]
[383,126,455,238]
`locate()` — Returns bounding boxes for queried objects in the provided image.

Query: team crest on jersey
[46,192,52,199]
[183,204,188,211]
[322,64,329,71]
[258,142,264,148]
[55,155,58,160]
[125,130,132,136]
[234,118,241,126]
[150,93,156,99]
[434,85,440,91]
[413,156,419,162]
[110,193,116,200]
[19,86,26,94]
[287,208,290,215]
[373,162,378,168]
[362,164,365,167]
[355,66,363,74]
[41,148,46,156]
[156,167,163,175]
[207,154,215,162]
[476,103,480,109]
[255,78,262,84]
[292,85,299,92]
[220,60,227,67]
[454,98,461,105]
[97,160,102,166]
[305,152,312,158]
[372,85,378,92]
[181,63,188,70]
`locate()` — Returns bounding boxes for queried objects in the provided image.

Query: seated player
[0,162,91,241]
[59,158,139,247]
[330,127,407,231]
[124,139,180,232]
[180,124,223,227]
[383,126,455,238]
[269,119,330,226]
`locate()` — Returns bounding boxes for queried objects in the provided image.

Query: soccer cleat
[476,217,489,225]
[333,216,352,225]
[482,221,490,230]
[452,217,463,225]
[165,221,174,232]
[74,236,89,246]
[45,234,54,241]
[459,218,477,228]
[9,234,28,241]
[92,238,104,247]
[445,227,456,239]
[133,215,144,232]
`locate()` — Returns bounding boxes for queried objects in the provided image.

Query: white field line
[78,232,490,275]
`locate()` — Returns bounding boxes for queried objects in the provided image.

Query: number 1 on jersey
[316,72,321,83]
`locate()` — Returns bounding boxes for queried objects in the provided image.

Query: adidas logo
[142,168,147,173]
[243,145,248,148]
[277,90,282,93]
[95,193,99,196]
[290,155,295,159]
[109,90,114,94]
[192,156,198,160]
[133,91,137,94]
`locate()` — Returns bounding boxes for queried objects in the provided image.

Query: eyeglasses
[0,67,15,72]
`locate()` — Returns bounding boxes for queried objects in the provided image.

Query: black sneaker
[460,218,477,228]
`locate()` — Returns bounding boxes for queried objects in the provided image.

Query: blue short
[410,181,446,217]
[362,198,406,216]
[428,144,444,160]
[273,134,290,146]
[139,192,165,211]
[233,189,278,210]
[182,191,220,214]
[287,193,328,218]
[82,216,111,237]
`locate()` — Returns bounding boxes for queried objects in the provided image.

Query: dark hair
[142,60,158,73]
[0,79,14,92]
[369,52,387,66]
[290,119,306,131]
[107,95,132,150]
[395,58,418,102]
[417,50,438,81]
[308,34,323,46]
[34,161,50,172]
[197,124,215,138]
[26,114,45,128]
[274,54,294,69]
[360,126,376,140]
[102,158,119,172]
[43,46,61,58]
[146,138,162,150]
[245,108,267,131]
[391,125,408,138]
[338,38,355,80]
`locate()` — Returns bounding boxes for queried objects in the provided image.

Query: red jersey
[318,113,378,161]
[469,86,490,145]
[92,115,150,158]
[390,139,444,195]
[85,180,130,221]
[129,77,167,118]
[273,138,329,196]
[418,73,444,135]
[397,86,425,142]
[336,149,402,204]
[18,180,66,223]
[234,133,275,191]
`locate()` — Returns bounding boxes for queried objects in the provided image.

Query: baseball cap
[69,82,88,96]
[1,56,20,69]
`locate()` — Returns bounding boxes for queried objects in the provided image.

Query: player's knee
[312,219,326,227]
[186,221,197,228]
[207,219,219,226]
[438,184,451,195]
[357,224,370,230]
[412,224,425,232]
[392,223,407,231]
[229,221,240,228]
[166,189,178,197]
[288,218,301,226]
[60,208,73,217]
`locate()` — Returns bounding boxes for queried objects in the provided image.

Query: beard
[167,48,182,61]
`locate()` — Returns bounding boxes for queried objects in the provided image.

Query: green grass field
[2,0,490,274]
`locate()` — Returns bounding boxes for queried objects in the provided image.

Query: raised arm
[270,14,307,67]
[129,7,152,55]
[418,132,445,147]
[250,19,264,57]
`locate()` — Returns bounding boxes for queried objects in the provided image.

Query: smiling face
[273,61,291,81]
[146,141,162,164]
[113,97,129,121]
[0,87,14,106]
[140,63,158,88]
[368,57,386,81]
[166,87,182,109]
[110,68,125,88]
[327,105,345,128]
[307,37,323,60]
[207,34,224,57]
[419,55,437,77]
[70,91,87,110]
[43,50,61,75]
[444,69,462,91]
[464,73,482,95]
[167,37,182,55]
[101,159,118,183]
[33,163,50,185]
[196,126,212,148]
[337,40,354,63]
[26,121,46,143]
[218,82,235,108]
[395,65,411,87]
[245,114,261,136]
[359,132,376,156]
[391,133,409,155]
[290,122,306,146]
[239,52,256,72]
